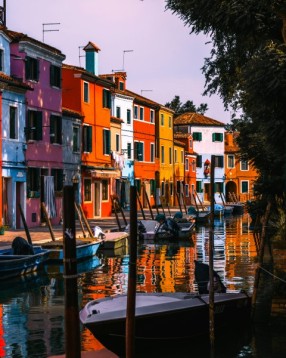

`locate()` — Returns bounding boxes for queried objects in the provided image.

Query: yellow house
[173,139,185,208]
[157,106,175,207]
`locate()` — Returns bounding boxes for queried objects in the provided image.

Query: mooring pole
[209,155,215,356]
[126,185,137,357]
[63,185,81,358]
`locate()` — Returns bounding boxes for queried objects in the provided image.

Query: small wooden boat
[80,291,251,349]
[0,245,50,280]
[137,217,195,241]
[42,238,103,262]
[187,205,210,223]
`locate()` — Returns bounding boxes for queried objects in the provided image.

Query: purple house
[3,27,66,227]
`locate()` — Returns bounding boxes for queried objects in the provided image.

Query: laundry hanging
[44,176,57,218]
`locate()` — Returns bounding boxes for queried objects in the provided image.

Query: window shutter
[25,57,31,79]
[215,155,224,168]
[196,155,202,168]
[87,126,92,152]
[50,116,55,143]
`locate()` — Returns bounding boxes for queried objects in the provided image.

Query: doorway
[94,181,101,217]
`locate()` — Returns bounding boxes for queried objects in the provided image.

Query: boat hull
[0,246,50,280]
[80,292,251,348]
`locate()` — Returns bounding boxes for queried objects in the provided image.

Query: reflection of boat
[45,256,102,276]
[42,238,103,262]
[0,246,50,280]
[80,291,251,350]
[137,218,195,241]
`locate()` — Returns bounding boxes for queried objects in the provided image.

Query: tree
[165,0,286,206]
[165,95,208,117]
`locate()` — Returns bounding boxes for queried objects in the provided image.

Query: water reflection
[0,214,273,357]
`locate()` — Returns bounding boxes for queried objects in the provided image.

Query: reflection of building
[225,132,258,203]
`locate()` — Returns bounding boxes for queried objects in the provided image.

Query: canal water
[0,214,285,357]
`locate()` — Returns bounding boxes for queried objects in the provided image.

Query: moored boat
[80,291,251,349]
[0,245,50,280]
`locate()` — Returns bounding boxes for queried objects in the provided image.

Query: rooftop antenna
[78,46,85,67]
[42,22,60,43]
[0,0,6,27]
[141,89,153,96]
[122,50,133,70]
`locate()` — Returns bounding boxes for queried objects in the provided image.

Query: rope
[258,265,286,284]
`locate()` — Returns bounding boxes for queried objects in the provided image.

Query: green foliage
[165,0,286,203]
[165,95,208,117]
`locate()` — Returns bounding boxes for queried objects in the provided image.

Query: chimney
[83,41,101,76]
[225,132,234,146]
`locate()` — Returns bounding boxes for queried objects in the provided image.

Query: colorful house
[173,139,186,208]
[174,112,225,205]
[157,106,175,207]
[62,42,116,218]
[224,131,258,202]
[2,27,66,227]
[124,89,159,208]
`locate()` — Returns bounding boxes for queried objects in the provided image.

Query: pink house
[5,28,66,227]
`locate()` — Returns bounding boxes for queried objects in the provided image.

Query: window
[150,110,155,123]
[168,116,172,128]
[192,132,202,141]
[25,56,39,81]
[161,182,165,196]
[160,113,164,126]
[196,181,203,193]
[9,106,18,139]
[169,147,172,164]
[103,129,111,155]
[215,156,224,168]
[50,115,62,144]
[212,133,223,142]
[103,89,111,108]
[83,125,92,152]
[84,178,92,201]
[127,109,131,124]
[116,133,120,152]
[150,179,156,196]
[26,110,42,140]
[127,142,132,159]
[50,65,61,88]
[161,146,165,164]
[119,81,124,90]
[170,182,174,196]
[241,160,249,171]
[102,179,108,201]
[185,158,189,171]
[0,49,3,72]
[139,107,144,120]
[189,139,193,149]
[134,105,138,119]
[27,167,40,197]
[215,182,223,193]
[227,155,235,168]
[196,155,202,168]
[150,143,155,162]
[51,168,63,192]
[192,160,196,171]
[83,82,89,103]
[134,141,144,161]
[116,106,121,118]
[185,184,189,197]
[241,181,249,193]
[174,149,177,163]
[181,150,184,163]
[73,126,80,152]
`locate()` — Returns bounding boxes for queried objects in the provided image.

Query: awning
[91,170,119,178]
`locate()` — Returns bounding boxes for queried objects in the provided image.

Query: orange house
[62,42,116,218]
[224,131,258,202]
[125,90,160,208]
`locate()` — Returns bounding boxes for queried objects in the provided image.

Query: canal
[0,214,285,357]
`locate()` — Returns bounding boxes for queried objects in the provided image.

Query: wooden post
[74,202,86,238]
[63,186,81,358]
[41,202,56,241]
[18,203,34,252]
[136,190,145,220]
[209,155,215,354]
[76,203,94,238]
[143,185,154,219]
[126,186,137,357]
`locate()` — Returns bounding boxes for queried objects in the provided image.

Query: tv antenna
[42,22,60,43]
[0,0,6,27]
[141,89,153,96]
[78,46,85,67]
[122,50,133,71]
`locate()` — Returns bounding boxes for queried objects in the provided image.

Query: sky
[6,0,231,124]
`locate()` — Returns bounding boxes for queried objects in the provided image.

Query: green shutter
[36,112,42,140]
[87,126,92,152]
